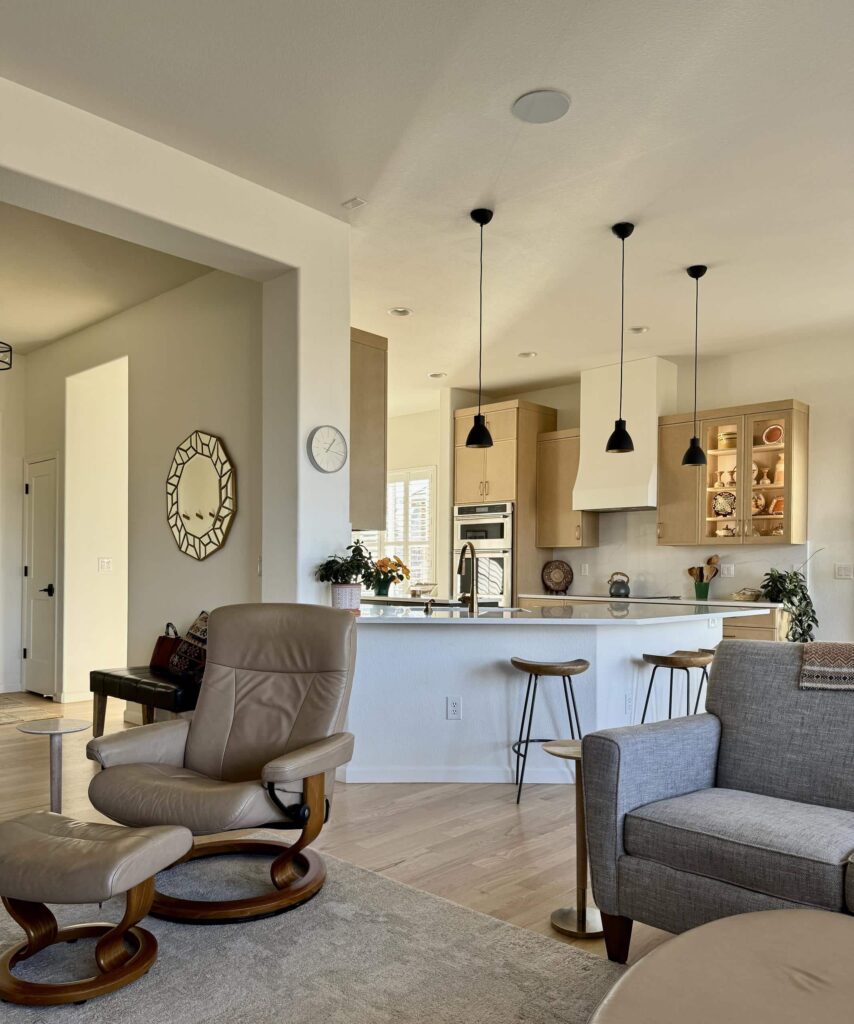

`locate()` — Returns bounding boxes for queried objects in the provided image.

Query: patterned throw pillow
[169,611,209,681]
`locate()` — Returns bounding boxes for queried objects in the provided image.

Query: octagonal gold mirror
[166,431,236,560]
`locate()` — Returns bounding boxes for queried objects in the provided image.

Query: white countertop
[518,594,783,610]
[356,601,769,626]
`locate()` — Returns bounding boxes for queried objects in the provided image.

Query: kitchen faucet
[456,541,479,616]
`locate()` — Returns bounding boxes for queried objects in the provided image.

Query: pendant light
[465,208,494,449]
[682,264,708,466]
[0,341,11,372]
[606,222,635,453]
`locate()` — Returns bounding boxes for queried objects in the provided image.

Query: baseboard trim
[341,765,575,784]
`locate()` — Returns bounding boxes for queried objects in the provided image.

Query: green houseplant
[760,564,818,642]
[315,540,374,610]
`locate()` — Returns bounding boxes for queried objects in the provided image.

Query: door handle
[39,583,55,597]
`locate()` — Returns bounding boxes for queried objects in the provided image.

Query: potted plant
[760,562,819,642]
[365,556,411,597]
[315,540,374,610]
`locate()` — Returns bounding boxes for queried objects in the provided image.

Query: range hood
[573,357,677,511]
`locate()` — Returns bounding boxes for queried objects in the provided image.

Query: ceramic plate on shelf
[712,491,737,518]
[751,494,766,515]
[542,560,573,593]
[762,423,784,445]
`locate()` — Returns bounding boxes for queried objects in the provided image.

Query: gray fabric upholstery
[87,717,190,768]
[848,856,854,913]
[89,762,302,835]
[625,788,854,911]
[618,856,812,936]
[0,812,191,904]
[88,603,357,836]
[707,640,854,811]
[582,715,720,916]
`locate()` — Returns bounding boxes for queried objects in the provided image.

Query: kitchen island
[343,601,766,784]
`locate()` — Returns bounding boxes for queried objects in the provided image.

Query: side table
[16,718,90,812]
[542,739,603,938]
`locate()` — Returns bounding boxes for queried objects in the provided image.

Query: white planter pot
[330,583,362,611]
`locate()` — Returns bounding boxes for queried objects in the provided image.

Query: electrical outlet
[720,563,735,578]
[834,563,854,580]
[624,692,633,717]
[97,557,113,574]
[708,616,720,629]
[580,563,590,577]
[446,696,462,720]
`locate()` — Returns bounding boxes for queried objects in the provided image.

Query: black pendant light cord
[477,222,484,414]
[692,275,699,436]
[618,235,626,420]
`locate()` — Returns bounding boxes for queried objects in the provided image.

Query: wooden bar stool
[510,656,590,803]
[640,650,714,723]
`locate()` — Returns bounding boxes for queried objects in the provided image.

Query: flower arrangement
[365,556,411,595]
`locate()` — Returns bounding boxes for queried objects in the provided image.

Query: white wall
[0,358,26,692]
[63,358,128,696]
[0,76,350,609]
[26,271,262,695]
[388,410,441,471]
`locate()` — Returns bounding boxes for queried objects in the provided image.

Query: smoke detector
[511,90,570,124]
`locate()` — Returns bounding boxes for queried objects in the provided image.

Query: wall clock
[307,425,348,474]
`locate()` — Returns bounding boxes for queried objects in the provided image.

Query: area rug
[0,851,622,1022]
[0,694,62,726]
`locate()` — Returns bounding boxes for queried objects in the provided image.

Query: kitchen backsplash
[553,508,809,600]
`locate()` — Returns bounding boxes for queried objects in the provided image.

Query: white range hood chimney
[573,356,677,511]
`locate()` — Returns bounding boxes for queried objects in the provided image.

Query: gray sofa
[583,639,854,962]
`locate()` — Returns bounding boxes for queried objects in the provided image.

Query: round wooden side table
[542,739,603,939]
[16,718,90,813]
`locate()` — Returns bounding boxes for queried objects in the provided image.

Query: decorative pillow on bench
[169,611,209,681]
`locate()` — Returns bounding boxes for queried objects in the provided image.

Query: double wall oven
[453,502,513,608]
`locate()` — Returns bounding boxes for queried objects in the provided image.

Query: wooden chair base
[150,838,326,924]
[0,881,157,1006]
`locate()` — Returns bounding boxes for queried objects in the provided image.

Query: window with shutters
[353,467,436,592]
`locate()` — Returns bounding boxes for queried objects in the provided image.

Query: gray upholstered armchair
[583,640,854,962]
[87,603,356,923]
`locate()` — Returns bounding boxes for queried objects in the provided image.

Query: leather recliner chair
[87,603,356,923]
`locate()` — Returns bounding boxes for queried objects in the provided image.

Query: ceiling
[0,202,211,350]
[1,1,852,411]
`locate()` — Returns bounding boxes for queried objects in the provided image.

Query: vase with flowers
[365,556,411,596]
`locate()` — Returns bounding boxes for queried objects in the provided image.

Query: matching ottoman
[0,812,191,1006]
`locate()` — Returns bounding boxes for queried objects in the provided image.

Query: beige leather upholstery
[89,763,303,835]
[88,604,357,835]
[88,717,190,768]
[510,657,590,676]
[590,908,854,1023]
[0,812,191,904]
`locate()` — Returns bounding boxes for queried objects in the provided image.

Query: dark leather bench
[90,667,202,737]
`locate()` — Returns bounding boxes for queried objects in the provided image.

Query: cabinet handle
[575,524,581,541]
[478,481,483,496]
[657,523,662,539]
[485,480,489,496]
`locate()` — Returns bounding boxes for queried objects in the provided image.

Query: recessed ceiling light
[629,326,650,334]
[511,90,570,124]
[427,371,447,379]
[342,196,367,210]
[517,351,538,359]
[387,307,413,317]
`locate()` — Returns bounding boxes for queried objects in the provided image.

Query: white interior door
[23,458,58,697]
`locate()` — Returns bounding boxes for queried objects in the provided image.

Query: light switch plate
[834,563,854,580]
[720,563,735,578]
[97,557,113,574]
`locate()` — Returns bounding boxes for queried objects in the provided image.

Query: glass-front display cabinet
[657,400,808,546]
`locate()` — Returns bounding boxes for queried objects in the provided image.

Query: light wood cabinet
[723,607,790,641]
[657,400,808,547]
[454,400,557,599]
[349,328,387,530]
[536,430,599,548]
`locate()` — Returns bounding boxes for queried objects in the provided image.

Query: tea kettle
[608,571,631,598]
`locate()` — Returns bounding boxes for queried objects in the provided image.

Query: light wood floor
[0,693,669,964]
